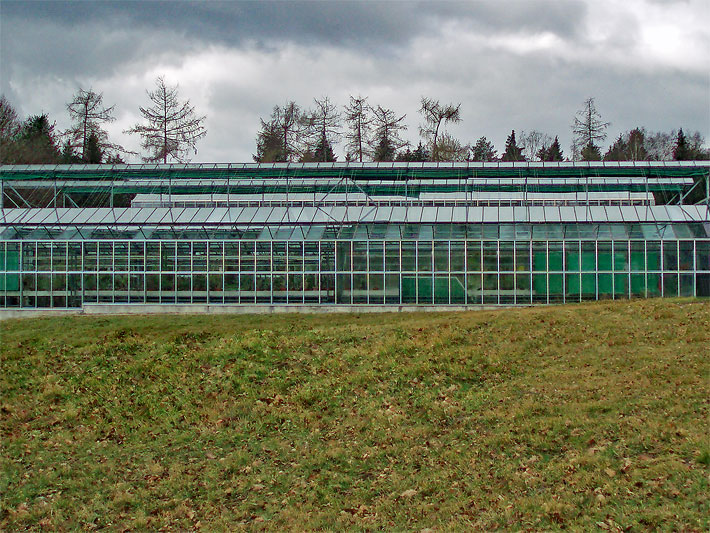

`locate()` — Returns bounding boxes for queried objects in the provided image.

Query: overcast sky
[1,0,708,162]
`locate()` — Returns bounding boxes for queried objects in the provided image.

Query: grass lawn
[1,299,709,531]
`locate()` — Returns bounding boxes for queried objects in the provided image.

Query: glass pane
[418,242,432,272]
[663,242,678,271]
[679,241,694,271]
[450,241,465,271]
[467,241,481,272]
[434,241,449,272]
[483,242,497,272]
[499,242,514,272]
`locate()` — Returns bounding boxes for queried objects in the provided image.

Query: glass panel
[272,274,287,303]
[84,273,97,303]
[434,275,449,304]
[129,274,144,303]
[336,242,351,272]
[161,242,176,272]
[146,274,160,302]
[466,241,481,272]
[401,242,416,271]
[177,242,191,272]
[369,273,384,304]
[224,242,239,271]
[565,274,580,301]
[304,243,319,272]
[417,275,433,304]
[548,274,564,303]
[450,241,465,271]
[515,241,530,272]
[209,242,224,272]
[697,241,710,271]
[304,274,318,302]
[646,241,661,271]
[130,242,144,272]
[240,242,255,272]
[98,242,113,272]
[467,273,482,304]
[613,241,629,272]
[565,241,580,272]
[68,243,82,272]
[663,242,678,271]
[385,242,400,272]
[321,273,335,303]
[483,242,497,272]
[146,242,161,271]
[532,242,546,272]
[483,274,497,304]
[272,242,286,272]
[516,273,531,304]
[114,274,128,303]
[581,242,596,272]
[256,242,271,272]
[368,241,384,272]
[239,274,254,303]
[289,242,305,272]
[662,273,678,297]
[161,274,175,303]
[679,241,694,271]
[548,242,563,272]
[499,273,514,304]
[114,243,128,271]
[352,241,367,272]
[451,274,465,304]
[434,241,448,272]
[352,273,367,303]
[597,242,612,271]
[51,243,67,271]
[256,274,271,303]
[679,274,694,297]
[336,274,351,304]
[177,274,191,303]
[630,274,646,298]
[418,242,432,272]
[84,242,97,271]
[499,242,514,272]
[598,273,613,298]
[629,242,645,272]
[581,274,596,299]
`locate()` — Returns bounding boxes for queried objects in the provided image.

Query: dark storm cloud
[2,1,586,48]
[1,0,707,162]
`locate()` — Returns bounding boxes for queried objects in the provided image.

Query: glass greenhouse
[1,162,708,309]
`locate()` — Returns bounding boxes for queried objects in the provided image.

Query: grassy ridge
[1,300,709,531]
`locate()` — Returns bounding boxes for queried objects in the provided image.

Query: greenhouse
[1,161,709,309]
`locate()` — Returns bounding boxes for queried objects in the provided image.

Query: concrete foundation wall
[1,303,514,320]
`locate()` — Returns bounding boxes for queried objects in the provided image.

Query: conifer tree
[501,130,524,162]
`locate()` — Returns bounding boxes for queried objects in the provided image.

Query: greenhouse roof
[2,205,708,228]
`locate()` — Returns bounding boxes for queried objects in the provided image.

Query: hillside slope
[2,300,709,531]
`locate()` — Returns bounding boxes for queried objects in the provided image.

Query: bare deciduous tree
[572,97,609,160]
[65,88,122,162]
[521,130,553,161]
[344,95,372,162]
[125,76,206,163]
[371,105,407,162]
[304,97,341,162]
[419,97,461,161]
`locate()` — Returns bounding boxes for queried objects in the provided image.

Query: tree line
[0,77,206,165]
[1,84,708,165]
[254,96,709,163]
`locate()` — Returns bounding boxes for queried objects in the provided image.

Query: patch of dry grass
[1,299,708,531]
